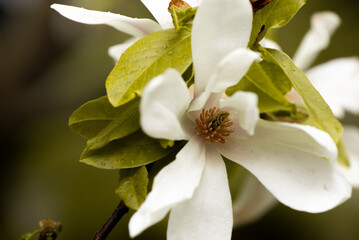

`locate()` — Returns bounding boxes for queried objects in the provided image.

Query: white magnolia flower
[129,1,351,239]
[51,0,202,61]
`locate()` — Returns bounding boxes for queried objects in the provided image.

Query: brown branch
[93,201,129,240]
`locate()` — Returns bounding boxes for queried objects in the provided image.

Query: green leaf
[171,7,198,30]
[226,61,295,113]
[69,96,140,150]
[80,130,174,169]
[19,229,41,240]
[106,28,192,107]
[115,166,148,210]
[258,48,292,94]
[266,48,343,143]
[250,0,306,45]
[337,139,350,167]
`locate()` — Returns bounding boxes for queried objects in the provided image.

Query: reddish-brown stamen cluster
[194,107,234,144]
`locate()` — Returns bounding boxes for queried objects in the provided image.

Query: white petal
[192,0,252,95]
[218,120,351,213]
[293,11,341,70]
[107,37,138,62]
[220,91,259,136]
[233,173,277,227]
[167,148,232,240]
[129,137,206,237]
[260,38,282,50]
[140,69,192,140]
[211,48,260,93]
[51,4,162,37]
[187,90,222,114]
[337,126,359,187]
[141,0,174,29]
[306,57,359,118]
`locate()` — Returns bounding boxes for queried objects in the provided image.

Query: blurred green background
[0,0,358,239]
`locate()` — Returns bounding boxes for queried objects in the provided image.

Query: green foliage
[19,230,41,240]
[106,28,192,107]
[337,139,350,167]
[226,61,296,113]
[265,48,343,143]
[250,0,306,45]
[69,96,140,150]
[80,130,174,169]
[116,166,149,210]
[171,7,198,30]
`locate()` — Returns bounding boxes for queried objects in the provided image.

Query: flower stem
[93,201,129,240]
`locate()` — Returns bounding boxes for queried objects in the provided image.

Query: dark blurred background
[0,0,358,239]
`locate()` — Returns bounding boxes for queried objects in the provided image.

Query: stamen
[194,107,234,144]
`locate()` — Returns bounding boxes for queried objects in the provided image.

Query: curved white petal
[192,0,253,95]
[51,4,162,37]
[211,48,260,93]
[129,137,206,237]
[293,11,341,70]
[260,38,282,50]
[108,37,139,62]
[141,0,174,29]
[220,91,259,136]
[140,69,192,140]
[233,173,277,227]
[337,126,359,187]
[188,89,222,114]
[218,120,351,213]
[167,148,232,240]
[306,57,359,118]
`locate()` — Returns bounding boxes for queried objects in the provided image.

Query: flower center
[194,107,234,144]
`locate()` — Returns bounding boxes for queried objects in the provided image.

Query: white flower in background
[51,0,202,61]
[292,11,359,118]
[289,11,359,187]
[241,11,359,226]
[129,0,351,239]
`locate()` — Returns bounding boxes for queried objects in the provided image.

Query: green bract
[171,7,198,30]
[69,96,140,150]
[106,28,192,107]
[266,48,343,143]
[116,166,149,210]
[80,131,173,169]
[250,0,306,45]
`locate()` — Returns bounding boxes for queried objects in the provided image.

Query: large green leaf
[69,96,140,150]
[106,28,192,107]
[80,130,174,169]
[226,61,295,113]
[266,48,343,143]
[115,166,148,210]
[250,0,306,45]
